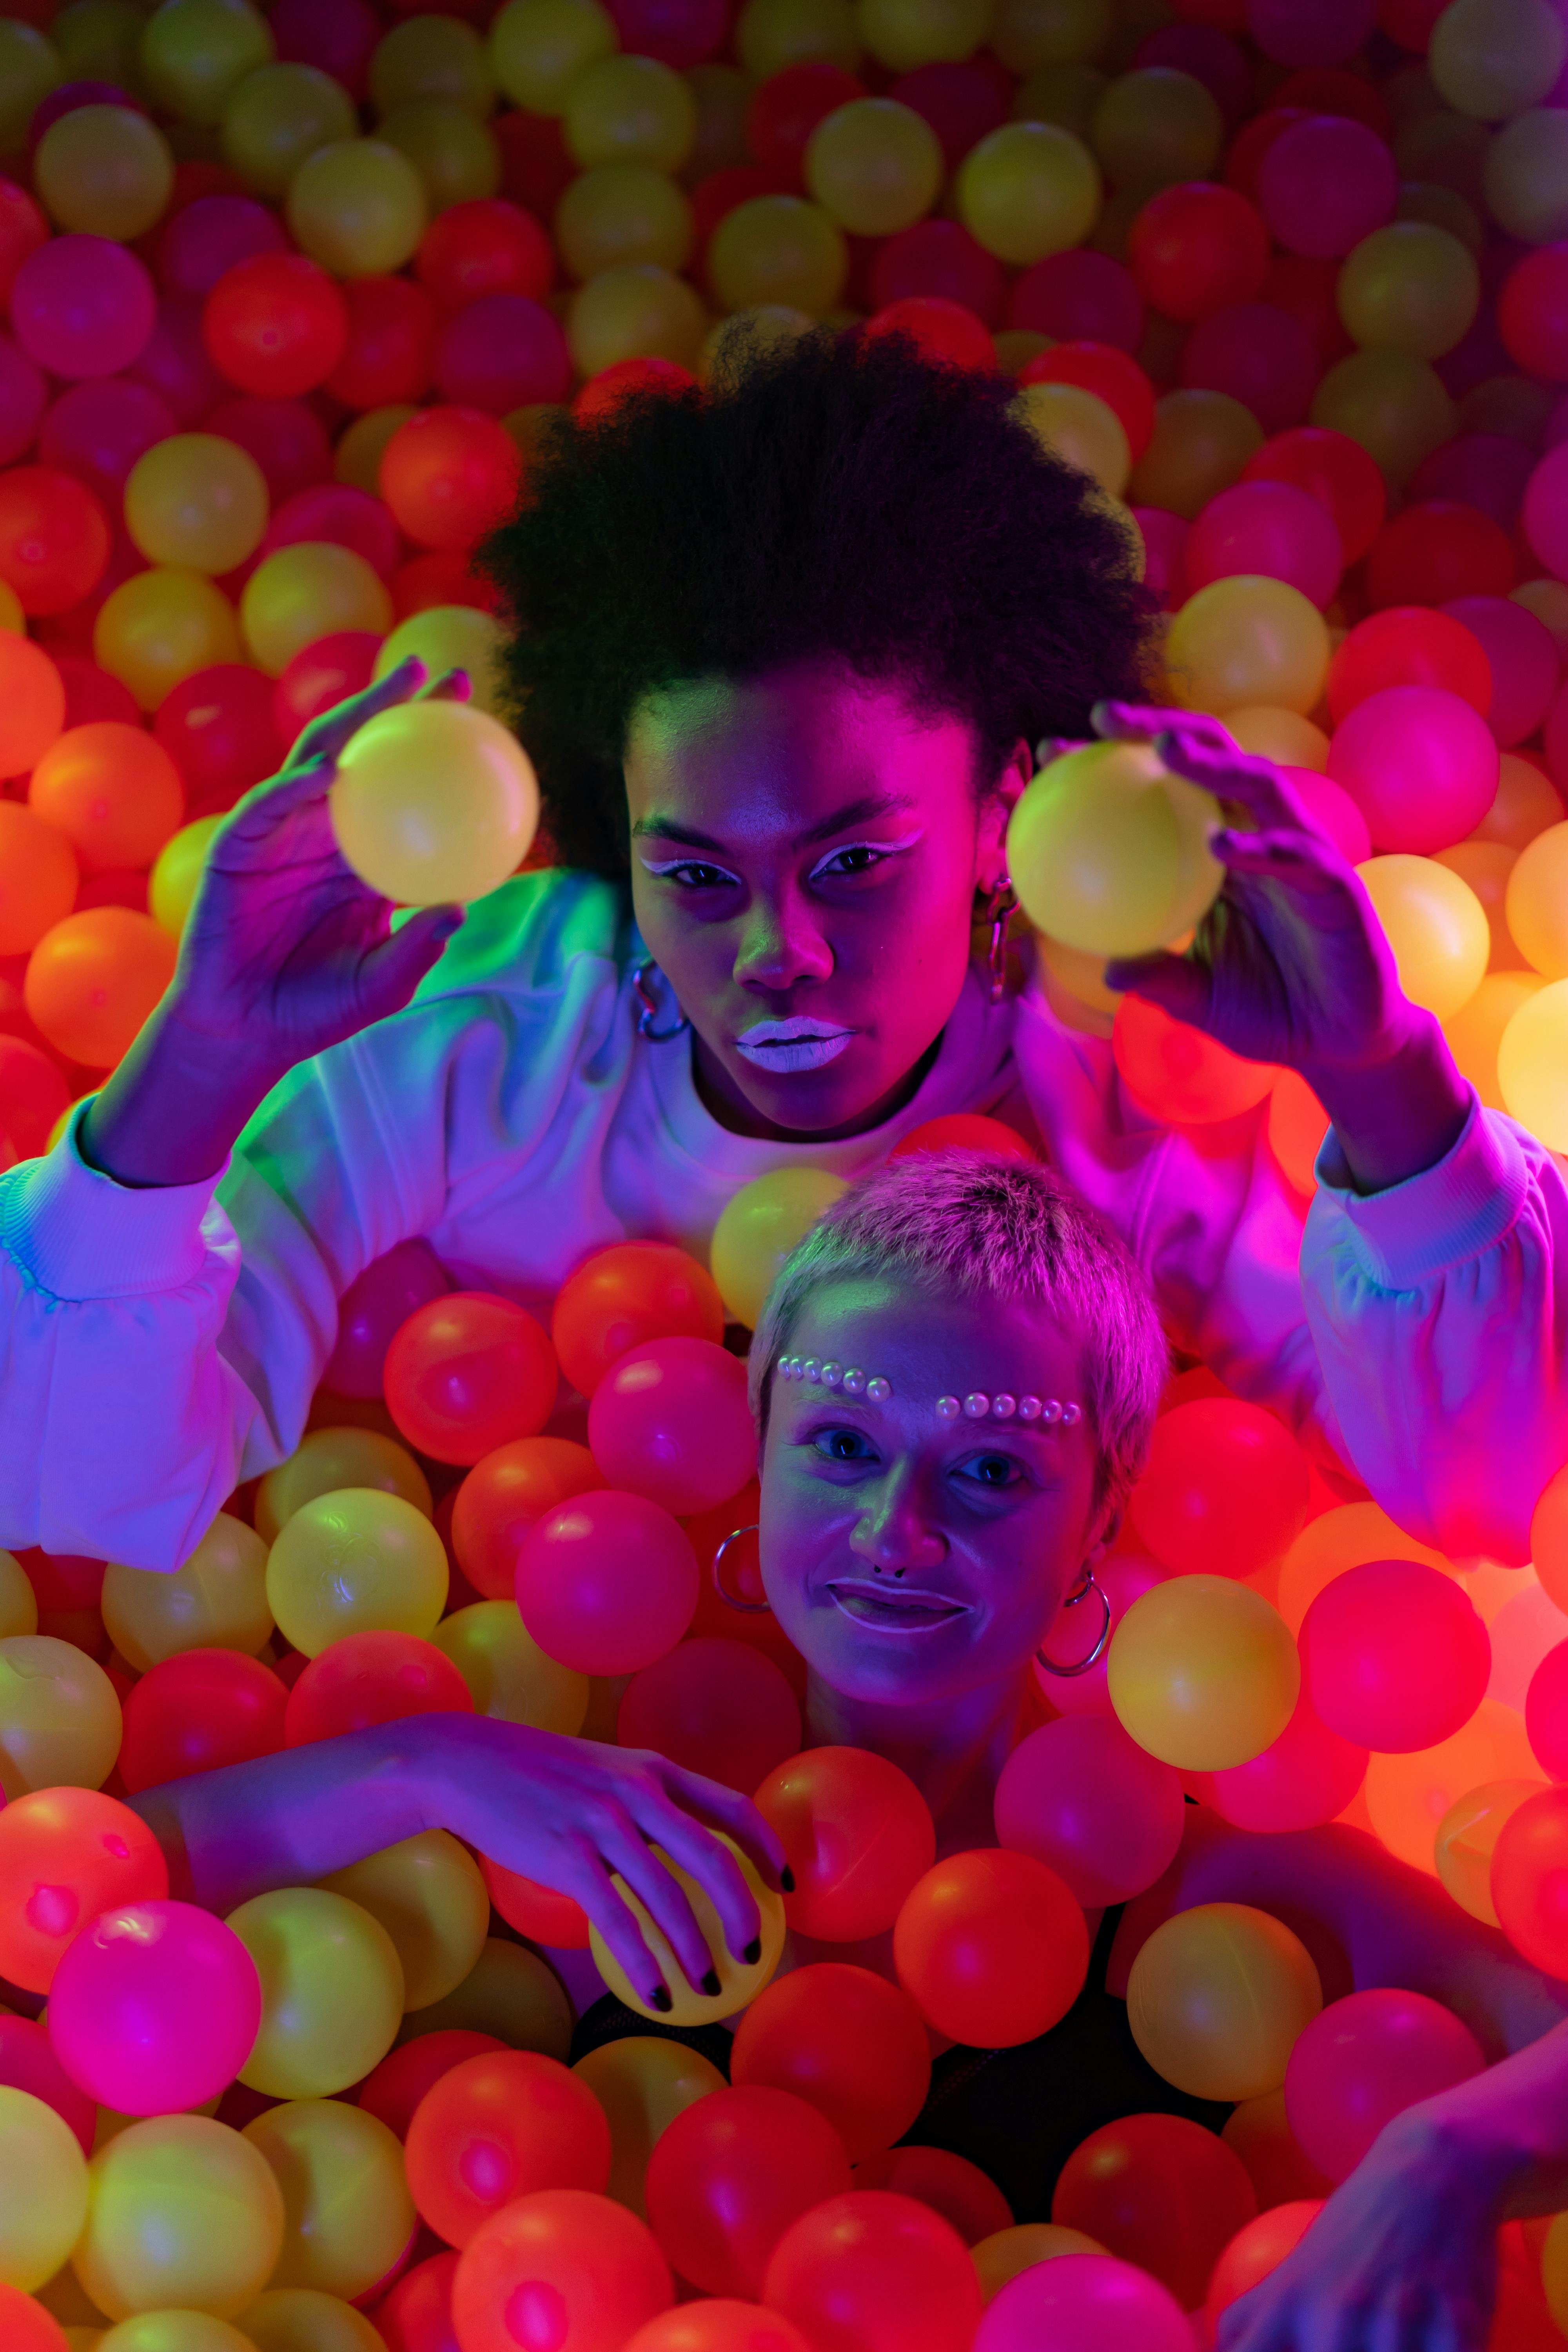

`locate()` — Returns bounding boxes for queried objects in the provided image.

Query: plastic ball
[1167,573,1330,715]
[1205,1688,1368,1833]
[623,2306,813,2352]
[955,122,1100,267]
[370,13,493,116]
[256,1427,431,1546]
[1112,996,1276,1128]
[377,99,502,214]
[1338,222,1477,361]
[733,0,860,79]
[0,2014,93,2158]
[0,805,79,955]
[242,2097,415,2301]
[1126,1901,1322,2102]
[227,1886,403,2098]
[239,542,391,677]
[618,1639,800,1793]
[1365,1699,1539,1875]
[378,405,520,552]
[1204,2201,1323,2334]
[1128,181,1269,326]
[642,2085,849,2298]
[432,1597,590,1733]
[319,1829,488,2011]
[1327,605,1492,723]
[1007,739,1222,958]
[0,466,110,616]
[265,1488,448,1658]
[202,253,347,399]
[516,1486,696,1675]
[1283,1988,1485,2182]
[400,1933,573,2056]
[1492,1786,1568,1976]
[1015,380,1130,497]
[359,2027,508,2140]
[118,1646,288,1793]
[1092,66,1222,191]
[706,193,846,315]
[451,2189,673,2352]
[34,104,173,244]
[286,140,428,280]
[0,1786,168,1993]
[753,1744,934,1941]
[893,1847,1087,2047]
[0,1548,39,1638]
[1331,682,1501,853]
[993,1715,1185,1907]
[585,1335,754,1516]
[235,2290,390,2352]
[1505,824,1568,979]
[154,663,281,817]
[1310,348,1457,490]
[728,1963,930,2160]
[1131,1399,1308,1580]
[551,1247,721,1406]
[860,0,989,67]
[1051,2113,1256,2310]
[47,1900,261,2118]
[1242,425,1386,566]
[851,2145,1009,2248]
[1185,479,1341,606]
[1436,1779,1548,1927]
[73,2114,285,2321]
[803,97,942,238]
[1428,0,1565,122]
[100,1511,268,1671]
[1498,978,1568,1149]
[1220,2086,1332,2210]
[571,2037,726,2218]
[274,630,381,752]
[563,53,695,174]
[482,1856,592,1949]
[566,261,707,376]
[1357,853,1490,1020]
[93,568,242,711]
[0,1632,123,1793]
[208,392,332,505]
[220,62,359,199]
[762,2190,982,2352]
[1366,502,1514,612]
[0,2087,89,2292]
[590,1834,786,2027]
[10,236,157,382]
[417,197,553,309]
[1301,1557,1489,1753]
[0,634,66,774]
[285,1630,472,1746]
[28,723,183,878]
[1255,115,1396,262]
[1446,970,1548,1114]
[973,2252,1193,2352]
[95,2315,256,2350]
[1445,597,1557,751]
[1109,1575,1300,1770]
[139,0,274,124]
[380,1290,554,1465]
[329,697,537,907]
[446,1438,599,1602]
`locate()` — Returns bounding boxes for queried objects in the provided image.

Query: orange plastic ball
[0,1786,169,1993]
[27,723,185,876]
[24,906,177,1067]
[452,2188,673,2352]
[1127,1399,1311,1580]
[762,2190,982,2352]
[1112,995,1277,1126]
[729,1962,931,2160]
[450,1436,605,1599]
[1491,1786,1568,1977]
[893,1848,1089,2047]
[0,466,110,617]
[551,1241,725,1400]
[379,405,523,551]
[753,1745,935,1943]
[0,633,65,777]
[384,1291,559,1466]
[0,804,77,957]
[643,2084,853,2300]
[405,2048,611,2247]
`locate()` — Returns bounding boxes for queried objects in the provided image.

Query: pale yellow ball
[1358,853,1490,1019]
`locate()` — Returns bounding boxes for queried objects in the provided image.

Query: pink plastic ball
[1204,1688,1368,1831]
[586,1336,757,1516]
[433,294,572,415]
[993,1715,1185,1906]
[1525,1638,1568,1781]
[323,1238,452,1399]
[1185,478,1341,604]
[154,662,283,817]
[515,1489,700,1674]
[1442,595,1559,749]
[1524,441,1568,584]
[1286,767,1371,866]
[39,377,176,508]
[0,2013,96,2154]
[869,220,1004,327]
[605,0,728,67]
[1255,116,1397,260]
[0,334,46,466]
[1326,684,1499,854]
[270,0,381,97]
[1412,435,1535,534]
[617,1636,801,1794]
[10,234,157,380]
[974,2253,1193,2352]
[1007,250,1144,353]
[1178,301,1321,434]
[132,293,226,425]
[1301,1558,1490,1753]
[1247,0,1376,67]
[156,197,290,301]
[261,483,400,580]
[1284,1989,1484,2183]
[47,1898,263,2115]
[209,393,333,506]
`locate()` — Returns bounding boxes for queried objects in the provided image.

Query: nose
[849,1465,948,1579]
[731,881,833,993]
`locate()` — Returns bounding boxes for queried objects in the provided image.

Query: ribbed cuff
[0,1100,227,1301]
[1313,1088,1528,1289]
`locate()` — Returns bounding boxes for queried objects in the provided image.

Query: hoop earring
[1035,1566,1111,1678]
[985,880,1018,1006]
[633,957,689,1041]
[711,1525,771,1614]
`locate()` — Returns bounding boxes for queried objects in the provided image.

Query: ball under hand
[329,698,540,907]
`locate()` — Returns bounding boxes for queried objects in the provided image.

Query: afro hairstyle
[480,327,1159,875]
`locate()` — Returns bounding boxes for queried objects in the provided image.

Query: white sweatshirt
[1,870,1563,1572]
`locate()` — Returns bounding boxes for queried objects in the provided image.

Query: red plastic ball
[604,0,728,65]
[0,1785,169,1993]
[622,2307,814,2352]
[480,1855,592,1947]
[418,199,555,311]
[384,1290,558,1465]
[1007,250,1144,352]
[129,293,233,425]
[272,627,383,752]
[867,220,1004,327]
[729,1963,931,2161]
[325,274,436,412]
[0,2013,97,2153]
[118,1645,289,1793]
[153,662,283,817]
[552,1241,725,1399]
[993,1716,1185,1906]
[1184,477,1342,604]
[1204,2200,1323,2330]
[406,2049,612,2247]
[863,297,995,371]
[358,2029,508,2139]
[0,2282,71,2352]
[1284,1989,1484,2181]
[0,179,48,304]
[974,2252,1192,2352]
[451,1435,605,1600]
[851,2145,1011,2245]
[746,63,866,178]
[1178,301,1322,434]
[1127,1398,1310,1580]
[0,1036,70,1159]
[496,110,578,220]
[645,2084,853,2296]
[515,1489,699,1675]
[321,1237,450,1399]
[1051,2112,1258,2310]
[886,61,1010,172]
[54,653,140,730]
[573,357,695,423]
[617,1636,800,1793]
[753,1745,935,1942]
[263,481,400,580]
[1327,605,1492,723]
[1019,342,1155,459]
[209,392,333,505]
[1365,501,1517,612]
[379,405,523,552]
[434,294,572,416]
[893,1848,1089,2047]
[1326,683,1498,853]
[1255,114,1396,260]
[284,1628,476,1746]
[1204,1688,1368,1831]
[1525,1638,1568,1780]
[203,252,349,397]
[1127,181,1270,323]
[1241,424,1386,563]
[762,2190,982,2352]
[889,1113,1033,1161]
[1301,1558,1490,1753]
[1497,245,1568,387]
[374,2248,461,2352]
[588,1334,757,1515]
[1493,1786,1568,1977]
[0,465,109,616]
[452,2189,672,2352]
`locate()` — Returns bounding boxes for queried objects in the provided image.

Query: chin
[724,1045,904,1136]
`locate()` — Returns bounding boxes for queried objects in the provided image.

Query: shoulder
[411,866,637,1008]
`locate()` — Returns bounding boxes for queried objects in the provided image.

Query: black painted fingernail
[780,1866,796,1893]
[652,1984,673,2013]
[743,1937,762,1965]
[701,1968,722,1997]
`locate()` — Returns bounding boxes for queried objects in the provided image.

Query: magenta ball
[10,235,157,380]
[1178,300,1321,434]
[47,1900,262,2116]
[604,0,728,66]
[1205,1689,1368,1832]
[208,394,333,505]
[156,197,290,302]
[1284,766,1371,866]
[1326,683,1499,853]
[1247,0,1377,65]
[1524,440,1568,583]
[0,334,47,466]
[432,294,571,414]
[1184,478,1342,605]
[1442,595,1560,749]
[269,0,381,97]
[869,219,1005,327]
[0,2014,97,2155]
[1300,1557,1490,1753]
[1130,506,1188,610]
[323,1237,451,1399]
[514,1488,699,1675]
[262,482,400,579]
[586,1335,757,1516]
[993,1716,1185,1907]
[1284,1989,1484,2184]
[131,294,226,426]
[1255,116,1397,260]
[39,377,177,507]
[975,2253,1194,2352]
[1008,250,1143,353]
[1412,434,1535,533]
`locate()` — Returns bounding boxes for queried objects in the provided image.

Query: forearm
[81,1000,289,1191]
[1303,1011,1470,1196]
[1397,2018,1568,2223]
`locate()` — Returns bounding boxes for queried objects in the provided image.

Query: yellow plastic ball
[855,0,989,69]
[736,0,860,76]
[1485,108,1568,245]
[710,1165,848,1326]
[0,1635,121,1797]
[1091,66,1222,191]
[265,1488,448,1658]
[1434,1778,1547,1927]
[329,698,538,906]
[590,1836,787,2026]
[1125,1902,1322,2103]
[228,1889,405,2098]
[378,102,501,213]
[1128,389,1263,519]
[236,2289,387,2352]
[0,2088,90,2292]
[372,604,506,719]
[1167,575,1331,717]
[334,406,416,499]
[1010,63,1106,137]
[1016,379,1131,496]
[1430,0,1565,122]
[804,96,942,236]
[73,2116,285,2322]
[989,0,1109,72]
[138,0,275,126]
[956,121,1102,265]
[0,1549,39,1639]
[1357,853,1489,1020]
[1006,738,1221,959]
[490,0,618,116]
[240,545,392,680]
[572,2038,725,2218]
[34,105,174,241]
[706,194,846,315]
[1504,820,1568,977]
[371,14,495,118]
[397,1935,574,2058]
[102,1513,272,1673]
[256,1428,432,1546]
[319,1830,490,2011]
[554,162,694,280]
[565,53,696,172]
[96,2319,254,2352]
[1337,222,1478,361]
[1224,706,1328,771]
[1443,969,1544,1111]
[124,435,269,577]
[973,2225,1107,2303]
[566,261,708,374]
[1310,349,1457,486]
[1497,976,1568,1148]
[54,0,147,91]
[242,2101,414,2302]
[285,140,428,278]
[94,569,241,712]
[1108,1575,1301,1770]
[221,63,357,199]
[149,814,223,940]
[0,22,64,154]
[1365,1699,1537,1875]
[432,1599,591,1734]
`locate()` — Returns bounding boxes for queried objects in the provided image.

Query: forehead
[781,1272,1085,1399]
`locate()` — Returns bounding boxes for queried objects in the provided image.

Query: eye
[811,1426,878,1464]
[640,858,741,891]
[955,1452,1024,1491]
[807,835,920,884]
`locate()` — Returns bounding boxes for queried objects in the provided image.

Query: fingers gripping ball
[993,1717,1185,1908]
[893,1849,1089,2047]
[570,2037,726,2220]
[385,1292,558,1465]
[225,1886,405,2098]
[0,2087,89,2292]
[265,1490,448,1657]
[590,1838,787,2028]
[73,2114,286,2322]
[329,700,539,907]
[643,2085,852,2298]
[1127,1399,1310,1579]
[753,1745,935,1942]
[241,2098,416,2302]
[451,2188,673,2352]
[46,1901,262,2118]
[1301,1558,1490,1752]
[709,1167,848,1329]
[0,1786,168,1993]
[1049,2113,1257,2314]
[1283,1988,1485,2182]
[588,1338,757,1516]
[1108,1576,1301,1770]
[1006,740,1222,960]
[728,1963,931,2161]
[1125,1902,1323,2103]
[762,2190,982,2352]
[515,1490,698,1675]
[405,2049,611,2247]
[551,1241,725,1400]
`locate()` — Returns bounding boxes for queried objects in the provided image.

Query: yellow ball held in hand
[255,1426,432,1545]
[242,2100,415,2302]
[1006,738,1222,961]
[73,2114,285,2321]
[1108,1574,1300,1771]
[103,1512,272,1673]
[956,120,1101,267]
[0,2086,89,2291]
[1497,976,1568,1149]
[1125,1901,1322,2103]
[149,814,223,939]
[804,96,943,237]
[590,1835,786,2027]
[265,1488,449,1657]
[0,1635,122,1795]
[124,435,269,576]
[1357,854,1489,1021]
[227,1887,405,2098]
[372,604,506,720]
[1165,576,1330,717]
[318,1829,490,2011]
[432,1599,590,1734]
[329,698,538,907]
[710,1165,848,1327]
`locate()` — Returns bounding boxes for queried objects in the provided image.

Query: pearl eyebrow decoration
[778,1355,892,1403]
[776,1357,1079,1424]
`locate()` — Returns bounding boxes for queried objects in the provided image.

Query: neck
[804,1666,1027,1844]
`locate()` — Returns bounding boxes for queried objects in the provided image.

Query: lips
[735,1017,856,1073]
[827,1581,967,1631]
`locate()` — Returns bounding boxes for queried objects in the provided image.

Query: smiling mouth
[735,1018,856,1073]
[827,1581,968,1630]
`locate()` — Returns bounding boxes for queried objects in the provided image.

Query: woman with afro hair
[0,328,1562,1575]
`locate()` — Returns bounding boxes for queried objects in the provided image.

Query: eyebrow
[632,793,920,856]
